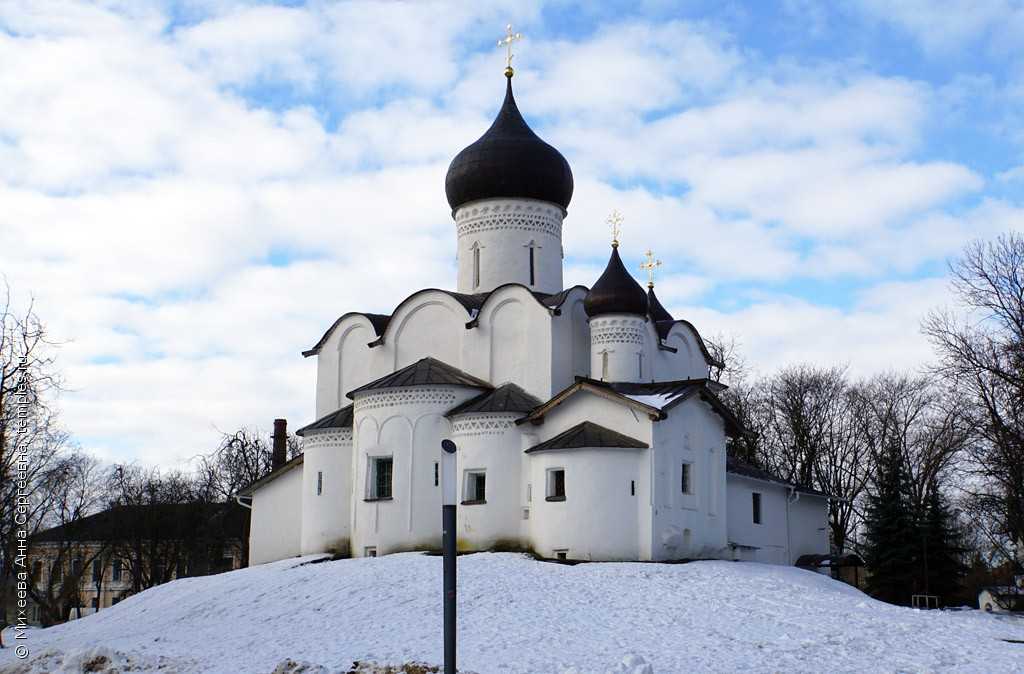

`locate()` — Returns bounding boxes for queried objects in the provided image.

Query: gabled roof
[524,421,648,454]
[295,405,354,437]
[346,357,492,399]
[517,379,663,425]
[446,383,541,417]
[237,454,304,496]
[726,457,830,498]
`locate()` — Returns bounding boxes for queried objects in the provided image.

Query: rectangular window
[317,470,323,496]
[472,245,481,288]
[463,471,486,504]
[72,557,83,577]
[368,456,393,499]
[91,597,99,609]
[52,561,62,583]
[31,560,42,584]
[522,507,530,520]
[526,483,532,502]
[92,560,102,583]
[601,351,609,380]
[637,352,643,379]
[630,480,635,496]
[365,547,377,558]
[681,463,692,495]
[546,468,566,501]
[752,492,762,525]
[434,461,439,487]
[554,550,568,561]
[529,246,535,286]
[111,559,122,582]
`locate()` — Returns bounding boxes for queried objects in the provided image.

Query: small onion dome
[445,72,574,213]
[647,285,673,323]
[584,245,649,318]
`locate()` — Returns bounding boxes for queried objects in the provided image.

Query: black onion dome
[647,286,673,323]
[445,73,574,212]
[584,246,649,318]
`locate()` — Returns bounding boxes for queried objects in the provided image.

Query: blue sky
[1,0,1022,467]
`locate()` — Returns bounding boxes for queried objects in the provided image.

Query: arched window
[600,349,610,380]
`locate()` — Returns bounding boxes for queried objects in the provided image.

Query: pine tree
[919,484,969,606]
[863,447,919,605]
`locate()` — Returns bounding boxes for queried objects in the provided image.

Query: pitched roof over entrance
[525,421,648,454]
[346,357,492,399]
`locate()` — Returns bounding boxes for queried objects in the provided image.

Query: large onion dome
[584,245,649,318]
[647,285,673,323]
[445,72,574,213]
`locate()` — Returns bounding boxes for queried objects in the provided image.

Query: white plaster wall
[451,413,523,549]
[651,323,711,382]
[314,314,391,418]
[394,301,462,370]
[350,385,478,556]
[535,390,654,447]
[300,429,353,556]
[249,466,303,565]
[526,447,647,560]
[787,493,830,563]
[725,476,792,565]
[590,314,649,383]
[454,198,564,294]
[471,286,554,400]
[649,397,729,560]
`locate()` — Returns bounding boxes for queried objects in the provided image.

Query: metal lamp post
[440,438,458,674]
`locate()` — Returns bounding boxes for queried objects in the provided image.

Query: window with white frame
[463,470,486,504]
[546,468,566,501]
[367,456,393,499]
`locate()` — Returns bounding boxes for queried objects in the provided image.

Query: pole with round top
[440,438,458,674]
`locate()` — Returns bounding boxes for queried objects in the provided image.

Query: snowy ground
[1,552,1022,674]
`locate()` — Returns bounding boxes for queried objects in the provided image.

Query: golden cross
[640,249,663,288]
[606,210,624,247]
[497,24,523,75]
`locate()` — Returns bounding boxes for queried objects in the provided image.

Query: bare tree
[195,426,300,502]
[924,233,1024,566]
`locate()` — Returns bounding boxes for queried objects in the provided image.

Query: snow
[2,553,1023,674]
[620,393,679,410]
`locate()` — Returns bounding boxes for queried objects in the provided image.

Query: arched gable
[390,294,466,369]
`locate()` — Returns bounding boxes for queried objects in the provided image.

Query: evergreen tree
[919,484,969,605]
[863,447,919,605]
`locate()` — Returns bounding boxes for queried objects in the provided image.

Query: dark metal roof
[32,503,247,543]
[445,73,573,212]
[295,405,354,437]
[647,286,673,323]
[303,312,392,357]
[446,383,542,417]
[584,245,649,318]
[346,357,492,399]
[726,456,830,498]
[525,421,648,454]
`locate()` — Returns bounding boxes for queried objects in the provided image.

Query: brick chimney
[272,418,288,470]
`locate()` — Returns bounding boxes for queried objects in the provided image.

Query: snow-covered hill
[2,553,1022,674]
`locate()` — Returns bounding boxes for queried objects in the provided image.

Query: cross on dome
[497,24,523,76]
[640,249,663,288]
[607,210,624,247]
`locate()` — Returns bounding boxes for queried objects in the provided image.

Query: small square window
[752,492,762,525]
[463,471,486,504]
[554,549,568,561]
[546,468,566,501]
[681,463,692,495]
[365,547,378,558]
[367,457,393,500]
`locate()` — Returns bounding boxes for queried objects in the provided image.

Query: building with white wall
[240,67,829,565]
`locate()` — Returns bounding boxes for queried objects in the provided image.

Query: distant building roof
[295,405,354,436]
[446,383,542,417]
[525,421,648,454]
[32,502,247,544]
[346,357,492,399]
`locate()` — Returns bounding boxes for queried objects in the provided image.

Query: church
[240,53,830,566]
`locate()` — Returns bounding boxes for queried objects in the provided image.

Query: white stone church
[241,65,829,566]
